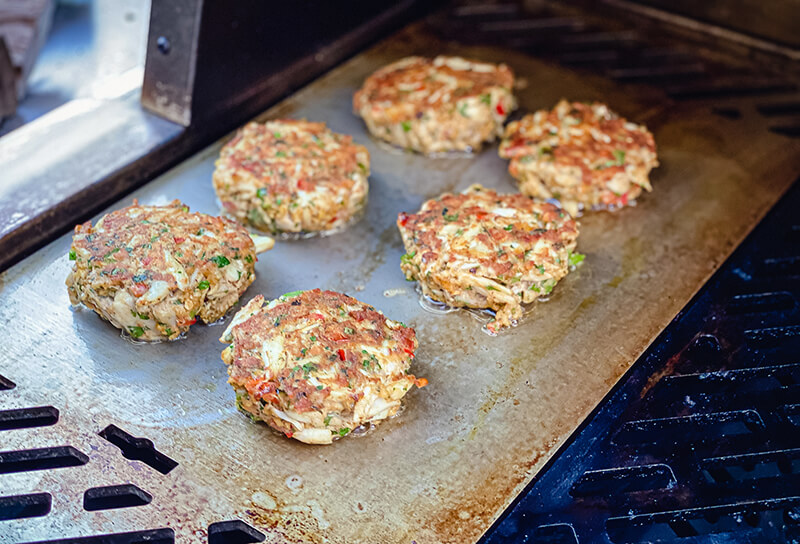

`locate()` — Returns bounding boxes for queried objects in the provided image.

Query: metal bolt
[157,36,171,55]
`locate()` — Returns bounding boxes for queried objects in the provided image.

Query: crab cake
[353,56,515,154]
[220,289,426,445]
[499,99,658,217]
[66,200,274,342]
[397,185,580,334]
[212,120,370,236]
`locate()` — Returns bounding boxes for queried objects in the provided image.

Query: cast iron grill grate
[432,1,800,139]
[478,175,800,542]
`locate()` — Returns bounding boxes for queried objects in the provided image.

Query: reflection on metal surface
[0,20,799,544]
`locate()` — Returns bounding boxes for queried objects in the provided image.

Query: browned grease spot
[606,236,643,289]
[429,449,546,544]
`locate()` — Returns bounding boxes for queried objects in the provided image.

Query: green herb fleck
[401,121,411,132]
[568,252,585,267]
[275,151,287,158]
[128,326,144,338]
[256,188,267,199]
[504,225,513,231]
[103,247,120,262]
[68,249,77,260]
[197,280,210,290]
[344,327,354,335]
[400,251,416,264]
[480,93,491,105]
[337,427,350,437]
[444,213,459,222]
[310,335,317,342]
[316,385,323,391]
[280,290,304,300]
[244,254,254,264]
[324,415,332,426]
[210,255,230,268]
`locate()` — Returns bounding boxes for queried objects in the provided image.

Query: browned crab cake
[499,100,658,217]
[220,289,426,444]
[353,56,515,154]
[66,200,274,342]
[212,119,370,236]
[397,185,581,334]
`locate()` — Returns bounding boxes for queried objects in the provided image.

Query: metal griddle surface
[2,21,799,544]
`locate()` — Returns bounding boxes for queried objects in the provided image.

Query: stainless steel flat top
[1,20,799,544]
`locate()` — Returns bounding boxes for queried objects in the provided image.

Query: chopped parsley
[310,335,317,342]
[458,102,469,117]
[275,151,287,158]
[568,252,586,267]
[401,121,411,132]
[244,254,254,263]
[197,280,210,290]
[68,249,77,261]
[443,213,459,222]
[537,265,546,274]
[344,327,354,335]
[103,247,120,262]
[480,93,491,105]
[256,188,267,199]
[337,427,351,437]
[357,162,367,174]
[597,149,626,169]
[316,385,323,391]
[504,225,513,231]
[280,290,304,300]
[324,415,332,426]
[210,255,230,268]
[400,251,416,264]
[128,326,144,338]
[130,310,150,320]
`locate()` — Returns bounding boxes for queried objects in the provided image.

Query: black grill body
[481,179,800,543]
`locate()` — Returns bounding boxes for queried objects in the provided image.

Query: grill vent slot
[208,520,266,544]
[728,292,796,314]
[98,424,178,475]
[606,498,800,543]
[0,374,16,390]
[0,446,88,474]
[612,410,765,445]
[531,523,579,544]
[0,406,59,431]
[83,484,152,512]
[570,464,676,497]
[0,492,51,521]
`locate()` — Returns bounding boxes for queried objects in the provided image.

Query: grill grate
[479,178,800,542]
[433,1,800,139]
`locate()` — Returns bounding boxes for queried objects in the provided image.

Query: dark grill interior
[433,2,800,138]
[479,178,800,542]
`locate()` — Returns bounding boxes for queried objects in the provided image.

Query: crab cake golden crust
[499,100,658,217]
[397,185,580,334]
[353,56,515,154]
[66,200,274,342]
[220,289,426,444]
[212,120,370,236]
